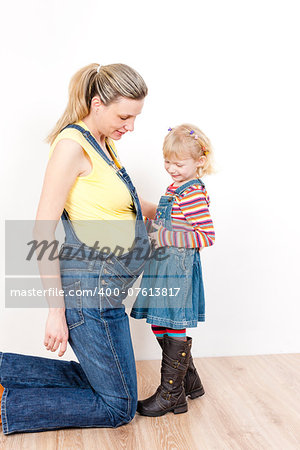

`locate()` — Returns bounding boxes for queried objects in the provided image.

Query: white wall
[1,0,300,361]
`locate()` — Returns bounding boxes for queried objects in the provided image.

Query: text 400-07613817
[98,287,181,297]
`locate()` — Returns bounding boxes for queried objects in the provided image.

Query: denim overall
[0,125,150,435]
[131,178,205,329]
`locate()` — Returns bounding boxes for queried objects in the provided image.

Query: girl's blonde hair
[47,63,148,144]
[163,123,215,177]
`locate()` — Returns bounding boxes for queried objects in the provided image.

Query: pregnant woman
[0,63,156,435]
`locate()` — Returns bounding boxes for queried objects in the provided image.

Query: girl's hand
[149,222,162,249]
[44,309,69,357]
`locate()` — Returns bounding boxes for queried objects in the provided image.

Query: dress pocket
[61,279,84,330]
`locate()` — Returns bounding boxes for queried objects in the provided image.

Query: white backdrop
[1,0,300,361]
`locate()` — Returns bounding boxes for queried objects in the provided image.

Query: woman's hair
[47,63,148,144]
[163,123,215,177]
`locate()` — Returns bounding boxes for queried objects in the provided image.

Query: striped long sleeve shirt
[146,182,215,249]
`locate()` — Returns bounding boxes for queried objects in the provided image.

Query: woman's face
[95,96,145,140]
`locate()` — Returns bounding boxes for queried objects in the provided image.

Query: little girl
[131,124,215,417]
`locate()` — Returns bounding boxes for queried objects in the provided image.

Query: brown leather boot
[0,384,4,425]
[156,336,205,399]
[137,336,192,417]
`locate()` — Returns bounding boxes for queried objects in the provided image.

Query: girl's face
[164,156,203,186]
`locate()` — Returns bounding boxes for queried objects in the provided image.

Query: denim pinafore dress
[130,179,205,329]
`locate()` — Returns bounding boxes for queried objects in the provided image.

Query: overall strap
[174,178,205,196]
[62,124,118,168]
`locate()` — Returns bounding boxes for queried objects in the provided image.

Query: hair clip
[168,127,172,131]
[190,130,199,140]
[97,64,102,73]
[202,145,209,155]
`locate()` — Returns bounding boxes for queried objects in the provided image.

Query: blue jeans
[1,238,150,435]
[1,308,137,434]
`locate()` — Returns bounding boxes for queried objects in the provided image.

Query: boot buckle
[173,360,180,368]
[163,392,172,400]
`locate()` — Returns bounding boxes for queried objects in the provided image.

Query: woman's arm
[34,138,86,356]
[139,197,157,219]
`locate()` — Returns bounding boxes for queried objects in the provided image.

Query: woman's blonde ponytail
[47,63,147,144]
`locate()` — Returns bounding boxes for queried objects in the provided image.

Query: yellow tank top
[49,121,136,250]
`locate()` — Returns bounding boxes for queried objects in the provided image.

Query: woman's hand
[44,309,69,357]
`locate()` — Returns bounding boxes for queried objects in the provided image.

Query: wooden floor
[1,353,300,449]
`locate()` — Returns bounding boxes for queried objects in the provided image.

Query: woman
[0,63,156,434]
